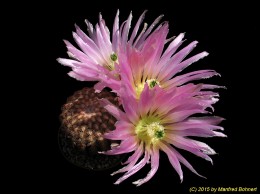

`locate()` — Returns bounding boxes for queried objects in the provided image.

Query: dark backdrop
[18,1,258,193]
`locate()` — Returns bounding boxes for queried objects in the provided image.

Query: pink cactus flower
[57,10,164,93]
[119,21,216,99]
[100,83,225,186]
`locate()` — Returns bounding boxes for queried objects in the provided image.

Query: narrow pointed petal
[99,99,126,120]
[165,136,213,163]
[103,137,138,155]
[162,109,208,123]
[135,14,164,48]
[133,147,160,186]
[159,142,183,182]
[170,147,206,178]
[112,144,144,175]
[170,70,220,86]
[161,51,209,83]
[114,151,150,184]
[129,10,147,45]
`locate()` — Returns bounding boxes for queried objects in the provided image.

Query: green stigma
[110,53,118,62]
[155,130,165,138]
[148,79,158,88]
[104,53,118,71]
[135,79,160,99]
[135,116,165,145]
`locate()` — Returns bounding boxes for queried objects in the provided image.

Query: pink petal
[98,15,113,53]
[96,23,112,61]
[84,19,94,38]
[143,24,169,78]
[121,12,132,46]
[201,84,227,90]
[168,128,214,137]
[187,116,225,125]
[129,10,147,45]
[72,32,106,64]
[120,86,139,122]
[104,121,135,140]
[170,146,206,178]
[74,24,100,53]
[159,142,183,182]
[170,70,220,86]
[99,77,121,93]
[94,82,106,93]
[138,84,153,117]
[165,136,213,164]
[163,52,209,82]
[112,10,120,51]
[159,41,198,82]
[99,98,126,121]
[133,147,160,186]
[149,89,176,116]
[122,142,144,165]
[213,131,227,137]
[132,22,148,48]
[63,40,92,63]
[162,109,208,123]
[103,137,137,155]
[166,122,224,131]
[68,71,91,81]
[162,33,185,60]
[173,128,226,138]
[190,140,217,155]
[114,150,150,184]
[72,67,99,79]
[112,143,144,175]
[57,58,99,72]
[135,14,164,48]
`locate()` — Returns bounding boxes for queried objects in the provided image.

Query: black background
[16,1,259,193]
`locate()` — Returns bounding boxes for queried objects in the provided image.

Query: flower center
[135,116,165,145]
[135,79,160,98]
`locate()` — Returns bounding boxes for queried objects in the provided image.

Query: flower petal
[104,121,135,140]
[170,70,220,86]
[103,137,138,155]
[114,150,150,184]
[170,146,206,178]
[132,147,160,186]
[162,52,209,82]
[99,98,126,120]
[135,14,164,48]
[162,109,208,123]
[159,41,198,82]
[112,143,144,175]
[159,142,183,182]
[129,10,147,45]
[165,136,213,164]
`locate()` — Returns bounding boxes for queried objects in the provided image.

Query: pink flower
[57,10,164,93]
[119,22,216,99]
[100,84,225,186]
